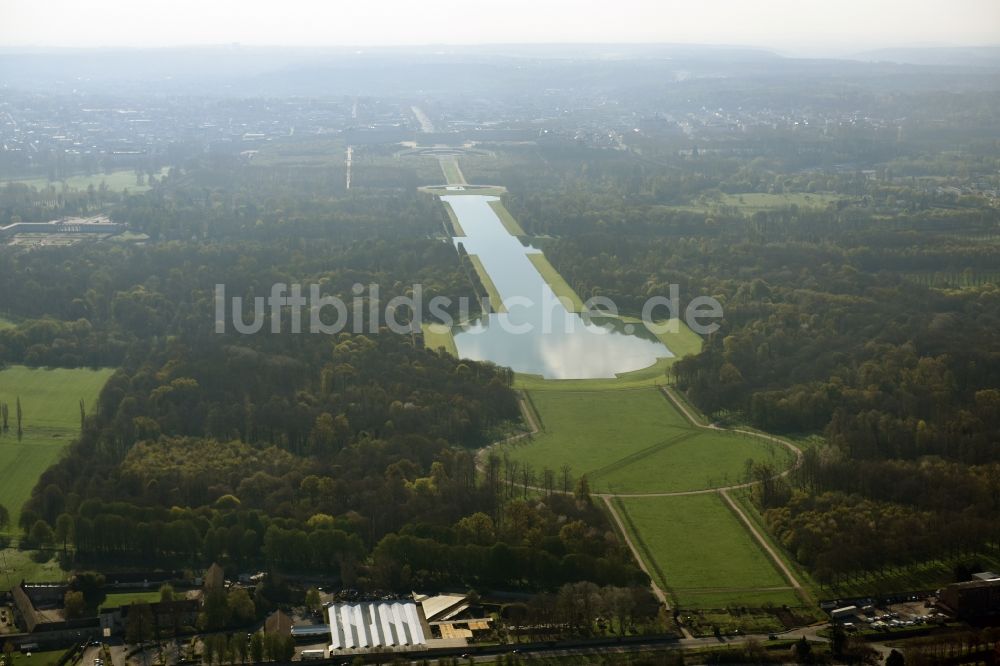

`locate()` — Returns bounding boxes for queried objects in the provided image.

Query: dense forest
[0,162,647,595]
[493,101,1000,585]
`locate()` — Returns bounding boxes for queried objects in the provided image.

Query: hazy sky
[2,0,998,54]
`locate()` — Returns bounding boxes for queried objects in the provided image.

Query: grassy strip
[488,200,526,236]
[440,157,466,185]
[442,201,466,236]
[623,316,704,360]
[420,185,508,197]
[99,590,163,611]
[521,390,545,432]
[421,322,458,357]
[468,255,507,313]
[527,254,586,312]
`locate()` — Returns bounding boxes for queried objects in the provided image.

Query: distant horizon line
[1,41,999,57]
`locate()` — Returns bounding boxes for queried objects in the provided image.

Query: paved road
[401,625,831,664]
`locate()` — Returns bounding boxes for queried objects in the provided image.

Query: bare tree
[542,467,555,497]
[560,464,572,494]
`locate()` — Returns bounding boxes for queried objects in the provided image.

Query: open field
[488,200,526,236]
[0,366,114,533]
[527,254,586,312]
[504,388,688,475]
[99,590,163,611]
[514,318,703,391]
[3,168,168,193]
[502,388,791,493]
[596,429,792,494]
[421,322,458,357]
[616,493,798,609]
[249,138,346,167]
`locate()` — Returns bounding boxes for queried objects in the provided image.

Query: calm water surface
[443,195,672,379]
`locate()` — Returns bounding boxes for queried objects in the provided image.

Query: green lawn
[0,366,115,533]
[503,388,789,494]
[489,200,526,236]
[0,547,67,587]
[468,255,507,313]
[443,201,466,236]
[527,254,586,313]
[440,158,466,185]
[422,322,458,357]
[503,388,688,478]
[0,318,14,331]
[596,429,792,494]
[616,494,797,609]
[99,590,163,611]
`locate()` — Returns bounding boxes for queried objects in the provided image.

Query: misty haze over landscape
[0,2,999,665]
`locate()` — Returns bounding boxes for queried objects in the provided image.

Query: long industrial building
[327,601,426,651]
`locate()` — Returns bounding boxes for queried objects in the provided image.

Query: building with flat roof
[0,215,124,241]
[938,577,1000,619]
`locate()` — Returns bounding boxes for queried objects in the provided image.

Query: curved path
[478,385,805,500]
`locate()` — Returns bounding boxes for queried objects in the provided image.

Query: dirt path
[719,488,811,604]
[659,386,804,473]
[475,393,540,468]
